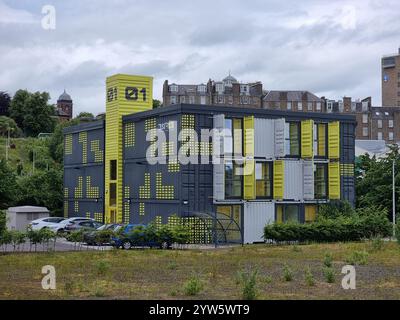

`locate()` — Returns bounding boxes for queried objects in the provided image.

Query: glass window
[170,85,178,92]
[378,132,383,140]
[362,114,368,124]
[285,122,300,156]
[316,102,321,111]
[225,162,242,198]
[283,205,300,223]
[200,96,206,105]
[287,101,292,110]
[389,119,394,128]
[377,119,382,129]
[180,96,186,103]
[363,127,368,137]
[314,163,327,199]
[110,160,117,180]
[314,123,327,157]
[170,96,177,104]
[255,162,272,198]
[389,132,394,141]
[224,118,242,157]
[109,183,117,206]
[189,96,195,104]
[297,102,303,110]
[308,102,313,111]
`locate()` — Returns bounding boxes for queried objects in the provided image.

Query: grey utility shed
[6,206,50,231]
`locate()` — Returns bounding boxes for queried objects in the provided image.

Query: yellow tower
[105,74,153,223]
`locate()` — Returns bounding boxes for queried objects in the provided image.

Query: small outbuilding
[6,206,50,231]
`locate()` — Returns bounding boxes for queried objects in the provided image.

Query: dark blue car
[110,224,172,250]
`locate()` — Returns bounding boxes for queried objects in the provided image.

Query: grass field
[0,241,399,300]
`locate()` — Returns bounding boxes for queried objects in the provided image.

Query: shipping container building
[64,103,356,244]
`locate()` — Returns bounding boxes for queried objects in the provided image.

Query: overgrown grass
[0,242,399,299]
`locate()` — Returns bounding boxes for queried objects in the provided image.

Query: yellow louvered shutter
[273,160,284,199]
[243,116,255,199]
[276,205,283,223]
[318,123,326,157]
[305,205,317,222]
[328,162,341,199]
[328,121,340,159]
[301,120,313,158]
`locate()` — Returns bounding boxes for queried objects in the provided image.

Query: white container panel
[244,202,275,244]
[284,160,303,200]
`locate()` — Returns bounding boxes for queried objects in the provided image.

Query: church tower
[57,90,73,120]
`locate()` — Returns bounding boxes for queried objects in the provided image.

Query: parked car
[47,217,95,233]
[28,217,66,231]
[65,220,103,233]
[83,224,122,245]
[111,224,172,250]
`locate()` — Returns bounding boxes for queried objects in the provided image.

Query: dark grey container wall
[63,120,105,220]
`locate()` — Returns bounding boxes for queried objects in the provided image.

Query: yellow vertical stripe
[328,162,341,199]
[273,160,284,199]
[318,123,326,156]
[105,74,153,223]
[276,205,283,223]
[243,116,255,199]
[301,120,313,158]
[305,205,317,222]
[328,121,340,159]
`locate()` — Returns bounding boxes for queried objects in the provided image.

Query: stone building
[381,47,400,107]
[262,90,325,112]
[55,90,73,121]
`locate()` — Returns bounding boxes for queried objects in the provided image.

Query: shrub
[184,275,203,296]
[0,210,6,234]
[396,221,400,244]
[237,267,258,300]
[346,250,369,265]
[318,201,355,220]
[95,260,110,276]
[9,230,25,251]
[304,267,315,286]
[370,236,384,252]
[323,267,335,283]
[0,229,12,251]
[94,230,115,246]
[323,253,333,267]
[282,264,293,282]
[264,206,391,243]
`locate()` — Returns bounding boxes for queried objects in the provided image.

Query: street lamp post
[393,158,396,238]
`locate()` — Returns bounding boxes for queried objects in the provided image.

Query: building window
[307,102,313,111]
[377,120,383,129]
[363,127,368,137]
[389,119,394,128]
[109,183,117,206]
[110,160,117,180]
[240,84,249,94]
[200,96,206,105]
[316,102,321,111]
[314,163,327,199]
[362,114,368,124]
[285,122,300,157]
[224,118,243,157]
[225,162,242,199]
[277,205,300,223]
[313,123,327,157]
[180,96,186,103]
[378,132,383,140]
[169,85,178,92]
[216,83,224,93]
[287,102,292,110]
[217,95,225,104]
[255,162,273,199]
[189,96,195,104]
[362,101,369,111]
[389,132,394,141]
[297,102,303,111]
[197,85,206,93]
[170,96,177,104]
[240,96,249,104]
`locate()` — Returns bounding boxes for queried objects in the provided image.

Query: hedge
[264,209,392,243]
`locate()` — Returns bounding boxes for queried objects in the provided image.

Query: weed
[370,237,384,252]
[323,253,333,268]
[292,245,302,253]
[304,267,315,286]
[95,260,110,276]
[323,267,335,283]
[237,267,258,300]
[184,275,203,296]
[346,250,369,265]
[283,264,293,282]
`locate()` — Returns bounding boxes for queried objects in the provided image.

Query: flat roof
[123,103,357,123]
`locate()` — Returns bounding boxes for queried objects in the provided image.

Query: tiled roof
[263,90,323,102]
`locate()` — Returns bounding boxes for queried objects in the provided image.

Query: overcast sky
[0,0,399,116]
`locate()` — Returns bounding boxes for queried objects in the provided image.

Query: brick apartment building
[382,48,400,107]
[262,90,325,112]
[162,74,263,109]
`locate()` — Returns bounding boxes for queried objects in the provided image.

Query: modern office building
[381,47,400,107]
[64,74,356,244]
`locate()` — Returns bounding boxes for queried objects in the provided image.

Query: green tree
[9,90,56,137]
[0,116,22,137]
[153,99,161,109]
[0,160,19,209]
[0,92,11,116]
[76,112,94,119]
[17,169,63,215]
[356,144,400,220]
